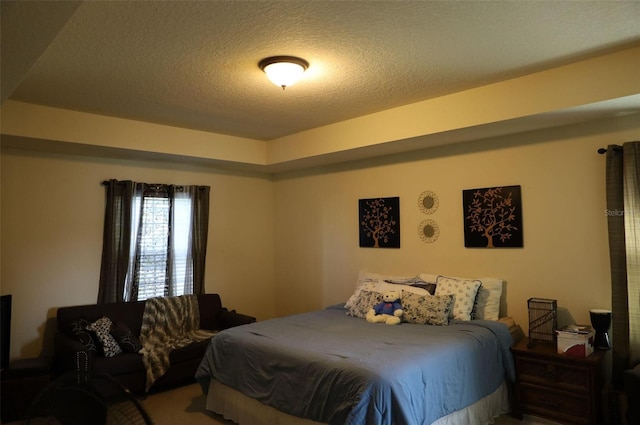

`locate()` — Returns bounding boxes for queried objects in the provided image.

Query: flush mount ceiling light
[259,56,309,89]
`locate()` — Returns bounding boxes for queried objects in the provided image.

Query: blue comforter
[196,304,515,425]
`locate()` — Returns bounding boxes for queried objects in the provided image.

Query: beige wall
[0,147,275,359]
[1,113,639,361]
[273,114,640,332]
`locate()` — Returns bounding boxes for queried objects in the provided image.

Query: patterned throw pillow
[110,322,143,353]
[67,318,103,354]
[86,316,123,357]
[402,292,455,326]
[347,289,383,319]
[435,276,482,321]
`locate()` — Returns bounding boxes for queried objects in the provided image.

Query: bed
[195,274,517,425]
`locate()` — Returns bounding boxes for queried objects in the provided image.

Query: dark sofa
[54,294,255,393]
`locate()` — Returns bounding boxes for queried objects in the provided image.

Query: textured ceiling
[3,1,640,141]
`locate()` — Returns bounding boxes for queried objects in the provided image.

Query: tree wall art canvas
[359,197,400,248]
[463,185,523,248]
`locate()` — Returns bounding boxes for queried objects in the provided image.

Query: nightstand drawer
[516,356,590,391]
[511,339,605,425]
[519,383,590,425]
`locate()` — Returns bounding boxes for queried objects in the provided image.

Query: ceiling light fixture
[259,56,309,90]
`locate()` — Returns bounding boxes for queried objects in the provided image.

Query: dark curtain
[606,141,640,387]
[98,180,135,303]
[189,186,210,296]
[98,180,210,303]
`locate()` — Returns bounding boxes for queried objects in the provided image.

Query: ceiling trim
[268,46,640,164]
[2,46,639,174]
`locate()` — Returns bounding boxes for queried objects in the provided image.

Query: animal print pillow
[86,316,123,357]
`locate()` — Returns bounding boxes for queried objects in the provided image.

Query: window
[127,186,198,301]
[133,193,195,300]
[98,180,210,304]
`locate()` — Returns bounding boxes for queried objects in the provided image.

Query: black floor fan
[23,372,154,425]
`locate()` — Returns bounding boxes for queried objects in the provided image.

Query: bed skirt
[205,379,510,425]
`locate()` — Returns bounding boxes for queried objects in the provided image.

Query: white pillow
[435,276,481,321]
[474,278,503,321]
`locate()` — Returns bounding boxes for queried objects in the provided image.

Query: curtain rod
[597,146,623,155]
[101,180,208,191]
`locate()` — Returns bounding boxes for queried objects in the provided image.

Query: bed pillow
[473,278,504,321]
[419,273,504,320]
[345,279,431,309]
[402,292,454,326]
[86,316,123,358]
[412,273,439,295]
[346,271,415,309]
[434,276,481,321]
[417,273,439,284]
[357,271,419,284]
[382,275,437,295]
[345,279,384,309]
[346,289,384,319]
[407,281,437,295]
[358,271,438,295]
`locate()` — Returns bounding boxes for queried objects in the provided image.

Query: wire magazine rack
[527,298,557,348]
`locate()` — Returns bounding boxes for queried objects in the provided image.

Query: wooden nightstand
[511,338,605,425]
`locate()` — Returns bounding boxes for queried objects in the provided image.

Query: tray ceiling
[3,1,640,142]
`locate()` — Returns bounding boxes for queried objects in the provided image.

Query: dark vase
[590,309,612,350]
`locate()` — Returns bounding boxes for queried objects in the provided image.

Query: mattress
[204,378,510,425]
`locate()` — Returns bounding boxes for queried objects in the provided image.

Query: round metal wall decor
[418,191,439,215]
[418,219,440,243]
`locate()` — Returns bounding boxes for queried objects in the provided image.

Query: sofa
[54,294,255,394]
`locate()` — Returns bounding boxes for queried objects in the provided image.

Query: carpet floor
[139,382,561,425]
[5,381,561,424]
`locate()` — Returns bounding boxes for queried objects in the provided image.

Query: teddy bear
[366,290,403,325]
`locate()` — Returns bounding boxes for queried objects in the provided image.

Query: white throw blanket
[139,294,216,391]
